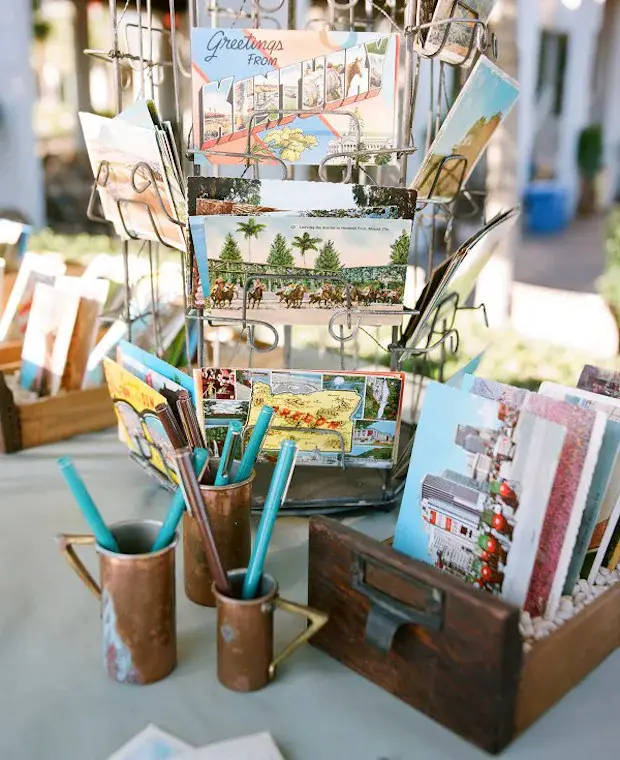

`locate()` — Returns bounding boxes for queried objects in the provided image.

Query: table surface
[2,431,619,760]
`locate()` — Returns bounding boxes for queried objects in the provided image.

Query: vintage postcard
[197,214,412,325]
[416,1,440,45]
[424,1,499,66]
[103,357,179,486]
[582,460,620,582]
[106,724,192,760]
[194,367,404,468]
[393,381,566,608]
[604,519,620,571]
[187,176,418,219]
[462,376,606,617]
[59,277,109,393]
[538,382,620,590]
[80,112,185,251]
[577,364,620,398]
[0,252,66,342]
[403,208,518,348]
[19,279,82,397]
[412,57,519,201]
[117,340,194,396]
[186,177,417,309]
[191,29,399,167]
[183,732,284,760]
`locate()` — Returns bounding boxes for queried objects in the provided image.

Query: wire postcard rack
[84,0,497,514]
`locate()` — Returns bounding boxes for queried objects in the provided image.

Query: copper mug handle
[56,533,101,600]
[268,597,328,680]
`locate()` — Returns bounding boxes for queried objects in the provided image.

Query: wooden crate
[0,341,116,454]
[307,517,620,754]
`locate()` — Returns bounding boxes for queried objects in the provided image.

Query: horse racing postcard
[193,214,412,326]
[193,367,405,469]
[191,28,399,167]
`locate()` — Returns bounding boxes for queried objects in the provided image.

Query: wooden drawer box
[0,341,116,454]
[307,517,620,754]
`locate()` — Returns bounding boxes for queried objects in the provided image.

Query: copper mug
[56,519,177,685]
[184,467,254,607]
[214,568,328,692]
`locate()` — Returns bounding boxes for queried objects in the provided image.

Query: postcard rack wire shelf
[85,0,494,515]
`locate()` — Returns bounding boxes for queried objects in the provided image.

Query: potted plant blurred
[577,124,603,216]
[597,207,620,352]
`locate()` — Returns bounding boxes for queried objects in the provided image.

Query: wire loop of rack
[86,159,185,250]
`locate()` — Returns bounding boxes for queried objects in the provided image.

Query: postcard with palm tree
[196,214,413,326]
[191,29,399,167]
[412,56,519,201]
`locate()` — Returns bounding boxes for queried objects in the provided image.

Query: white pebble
[523,641,533,654]
[520,617,535,638]
[574,591,587,606]
[593,585,606,596]
[595,572,606,586]
[534,627,549,640]
[600,567,611,577]
[555,609,573,623]
[559,597,574,614]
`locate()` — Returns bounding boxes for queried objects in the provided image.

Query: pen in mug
[155,402,187,451]
[234,406,274,484]
[175,448,231,596]
[176,390,206,452]
[151,447,210,552]
[241,440,298,600]
[214,421,243,487]
[57,457,120,553]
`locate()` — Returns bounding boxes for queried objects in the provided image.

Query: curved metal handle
[55,533,101,600]
[269,598,328,680]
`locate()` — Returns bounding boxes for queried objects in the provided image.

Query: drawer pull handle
[351,553,444,653]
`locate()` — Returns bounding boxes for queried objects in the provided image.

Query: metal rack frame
[87,0,496,515]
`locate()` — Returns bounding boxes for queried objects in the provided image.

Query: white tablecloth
[1,431,618,760]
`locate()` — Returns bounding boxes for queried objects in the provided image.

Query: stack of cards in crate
[0,250,192,401]
[394,364,620,620]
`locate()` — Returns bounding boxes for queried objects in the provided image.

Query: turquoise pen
[151,447,210,552]
[241,440,298,600]
[234,406,274,484]
[214,421,243,487]
[57,457,120,553]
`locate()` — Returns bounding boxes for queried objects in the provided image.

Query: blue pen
[151,447,210,552]
[58,457,120,553]
[234,406,274,484]
[214,421,243,487]
[242,440,298,600]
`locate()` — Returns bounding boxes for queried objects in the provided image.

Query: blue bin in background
[523,182,570,234]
